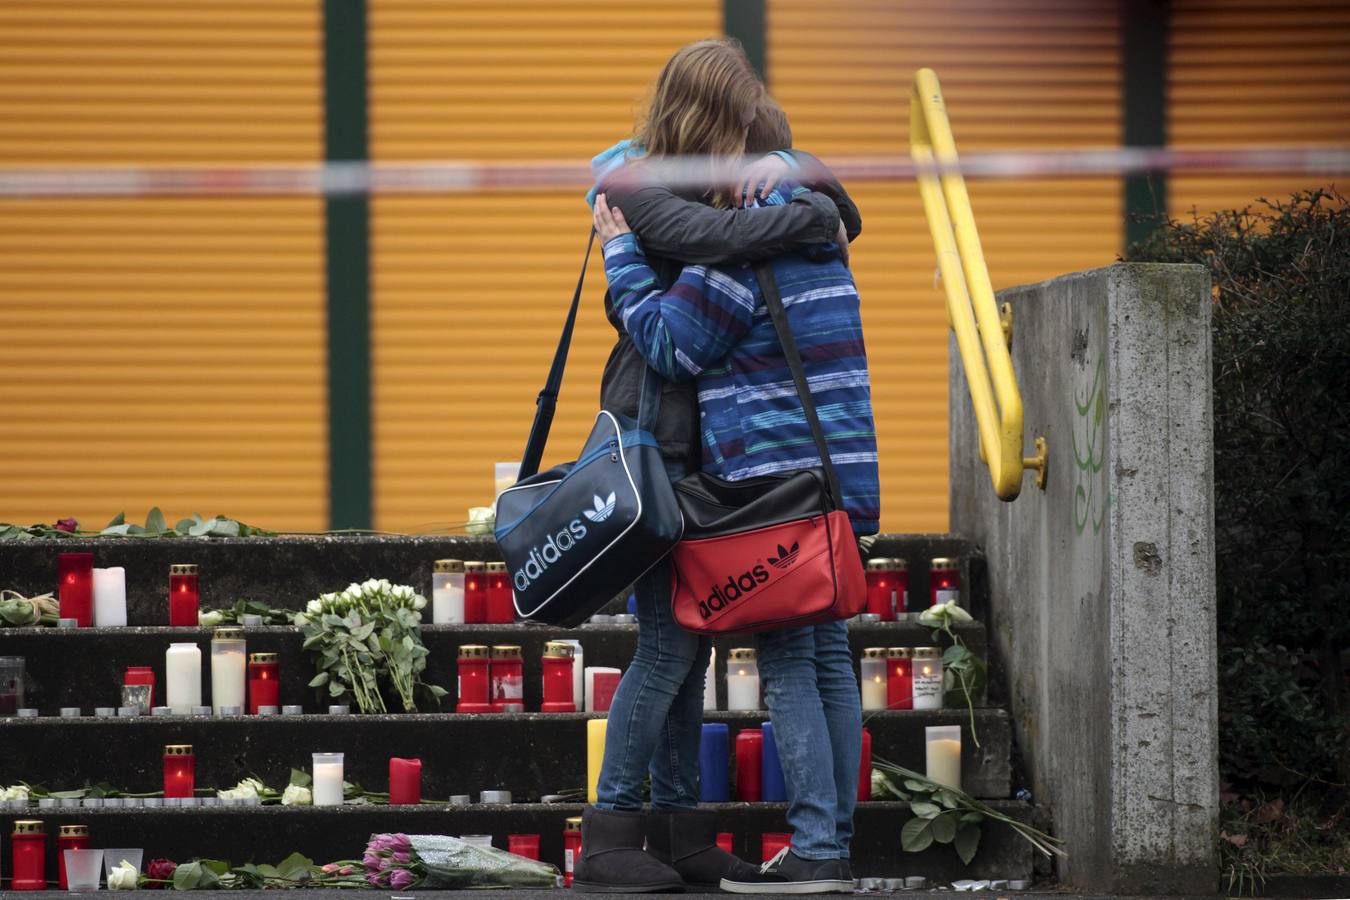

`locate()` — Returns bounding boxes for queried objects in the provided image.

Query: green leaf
[910,800,942,819]
[904,778,934,794]
[173,861,219,890]
[200,859,231,876]
[274,851,314,882]
[145,506,167,534]
[289,768,312,788]
[935,789,961,809]
[954,823,982,865]
[901,816,934,852]
[960,811,983,824]
[308,672,329,687]
[328,680,346,697]
[930,810,959,843]
[105,511,125,529]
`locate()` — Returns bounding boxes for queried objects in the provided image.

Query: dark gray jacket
[597,151,862,472]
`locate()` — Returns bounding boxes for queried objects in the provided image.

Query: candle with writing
[163,744,195,798]
[210,627,246,714]
[490,645,523,712]
[508,834,540,861]
[717,833,734,854]
[312,752,344,806]
[456,645,492,713]
[93,566,127,626]
[485,561,515,624]
[735,728,763,802]
[11,819,47,890]
[929,557,960,607]
[542,641,576,712]
[860,648,888,710]
[463,561,486,624]
[165,642,202,714]
[864,557,897,620]
[431,559,465,624]
[56,824,89,890]
[58,552,94,627]
[125,666,155,708]
[726,648,760,711]
[247,652,279,714]
[563,817,582,886]
[925,725,962,789]
[887,647,913,710]
[912,647,944,710]
[858,727,873,801]
[168,564,200,626]
[389,757,422,805]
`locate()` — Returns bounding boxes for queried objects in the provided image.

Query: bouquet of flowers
[296,580,448,714]
[363,833,558,890]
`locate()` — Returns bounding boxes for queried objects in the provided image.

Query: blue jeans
[756,620,861,860]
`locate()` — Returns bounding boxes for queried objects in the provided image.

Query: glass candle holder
[726,648,760,711]
[247,652,280,714]
[735,728,763,802]
[210,627,246,715]
[456,645,492,713]
[485,562,515,624]
[929,557,961,608]
[168,563,200,626]
[57,824,90,890]
[864,557,897,620]
[165,642,202,715]
[563,817,582,886]
[698,723,730,802]
[912,647,944,710]
[463,561,487,624]
[58,552,94,627]
[64,848,103,893]
[887,647,914,710]
[312,752,345,806]
[0,656,24,715]
[508,834,540,861]
[11,820,47,890]
[124,666,155,709]
[489,645,523,712]
[894,559,911,617]
[925,725,962,790]
[860,648,888,710]
[163,744,195,798]
[93,566,128,626]
[542,642,576,712]
[388,757,422,805]
[431,559,465,624]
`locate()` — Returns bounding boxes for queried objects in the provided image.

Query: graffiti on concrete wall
[1072,331,1110,537]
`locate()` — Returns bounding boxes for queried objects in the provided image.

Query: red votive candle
[11,819,47,890]
[735,728,763,802]
[168,563,200,626]
[490,645,524,712]
[563,816,582,886]
[887,647,913,710]
[389,757,422,804]
[929,557,961,608]
[894,559,910,616]
[463,561,487,624]
[858,727,873,801]
[864,557,896,621]
[717,833,734,854]
[125,666,156,708]
[58,552,94,627]
[163,744,195,798]
[485,561,515,624]
[541,641,576,712]
[57,824,90,890]
[457,645,492,713]
[508,833,540,860]
[248,652,280,714]
[761,833,790,862]
[591,670,621,714]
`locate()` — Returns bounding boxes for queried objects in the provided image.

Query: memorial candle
[929,557,961,608]
[912,647,944,710]
[490,645,524,712]
[699,723,730,802]
[887,647,913,710]
[93,566,127,626]
[860,648,888,710]
[389,757,422,805]
[163,744,195,798]
[247,652,279,714]
[456,645,492,713]
[717,833,734,854]
[165,642,202,715]
[0,656,24,715]
[431,559,465,624]
[761,722,786,802]
[485,562,515,624]
[864,558,897,620]
[894,559,910,618]
[563,817,582,886]
[210,627,246,715]
[584,666,621,713]
[925,725,962,789]
[124,666,155,708]
[761,833,790,863]
[586,717,606,804]
[561,639,584,712]
[858,727,873,801]
[591,670,621,714]
[541,641,576,712]
[463,562,487,624]
[56,824,90,891]
[726,648,760,711]
[168,564,200,626]
[312,752,344,806]
[58,552,94,627]
[508,834,540,861]
[735,728,763,802]
[11,819,47,890]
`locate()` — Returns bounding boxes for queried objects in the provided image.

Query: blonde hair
[636,38,764,203]
[746,96,793,154]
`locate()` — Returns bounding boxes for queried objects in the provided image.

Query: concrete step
[0,801,1039,881]
[0,621,988,713]
[0,708,1012,800]
[0,534,986,625]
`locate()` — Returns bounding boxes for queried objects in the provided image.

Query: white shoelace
[760,846,790,874]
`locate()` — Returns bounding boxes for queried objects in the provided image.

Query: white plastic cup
[103,848,144,879]
[64,848,103,892]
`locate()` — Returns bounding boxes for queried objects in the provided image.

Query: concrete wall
[950,264,1219,894]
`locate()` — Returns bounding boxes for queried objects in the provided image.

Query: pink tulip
[390,868,416,891]
[392,850,411,864]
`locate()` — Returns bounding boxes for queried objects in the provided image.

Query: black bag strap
[752,262,846,511]
[519,228,596,479]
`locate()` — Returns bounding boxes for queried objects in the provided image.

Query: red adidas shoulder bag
[670,263,867,635]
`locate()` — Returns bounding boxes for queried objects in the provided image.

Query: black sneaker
[719,848,853,894]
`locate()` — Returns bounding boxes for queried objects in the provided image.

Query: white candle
[703,648,717,711]
[561,639,583,710]
[912,648,944,710]
[93,567,127,627]
[726,649,760,711]
[312,752,344,806]
[925,725,962,790]
[432,560,465,624]
[861,650,888,710]
[165,643,202,715]
[584,667,621,713]
[210,629,246,714]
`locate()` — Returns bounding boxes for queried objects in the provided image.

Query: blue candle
[761,721,786,802]
[699,723,730,802]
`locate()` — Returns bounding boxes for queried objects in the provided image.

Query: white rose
[466,506,495,535]
[293,614,309,627]
[281,784,312,806]
[241,777,265,794]
[198,610,224,627]
[412,593,427,611]
[306,599,322,615]
[0,784,29,801]
[107,860,138,890]
[347,583,362,597]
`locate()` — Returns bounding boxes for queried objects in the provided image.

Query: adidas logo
[583,492,616,523]
[768,542,800,569]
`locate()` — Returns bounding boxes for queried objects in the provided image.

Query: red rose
[55,518,79,533]
[145,858,177,888]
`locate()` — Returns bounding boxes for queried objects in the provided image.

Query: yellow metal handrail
[910,68,1047,500]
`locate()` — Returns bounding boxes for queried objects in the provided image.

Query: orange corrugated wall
[769,0,1123,531]
[1168,0,1350,219]
[0,1,328,531]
